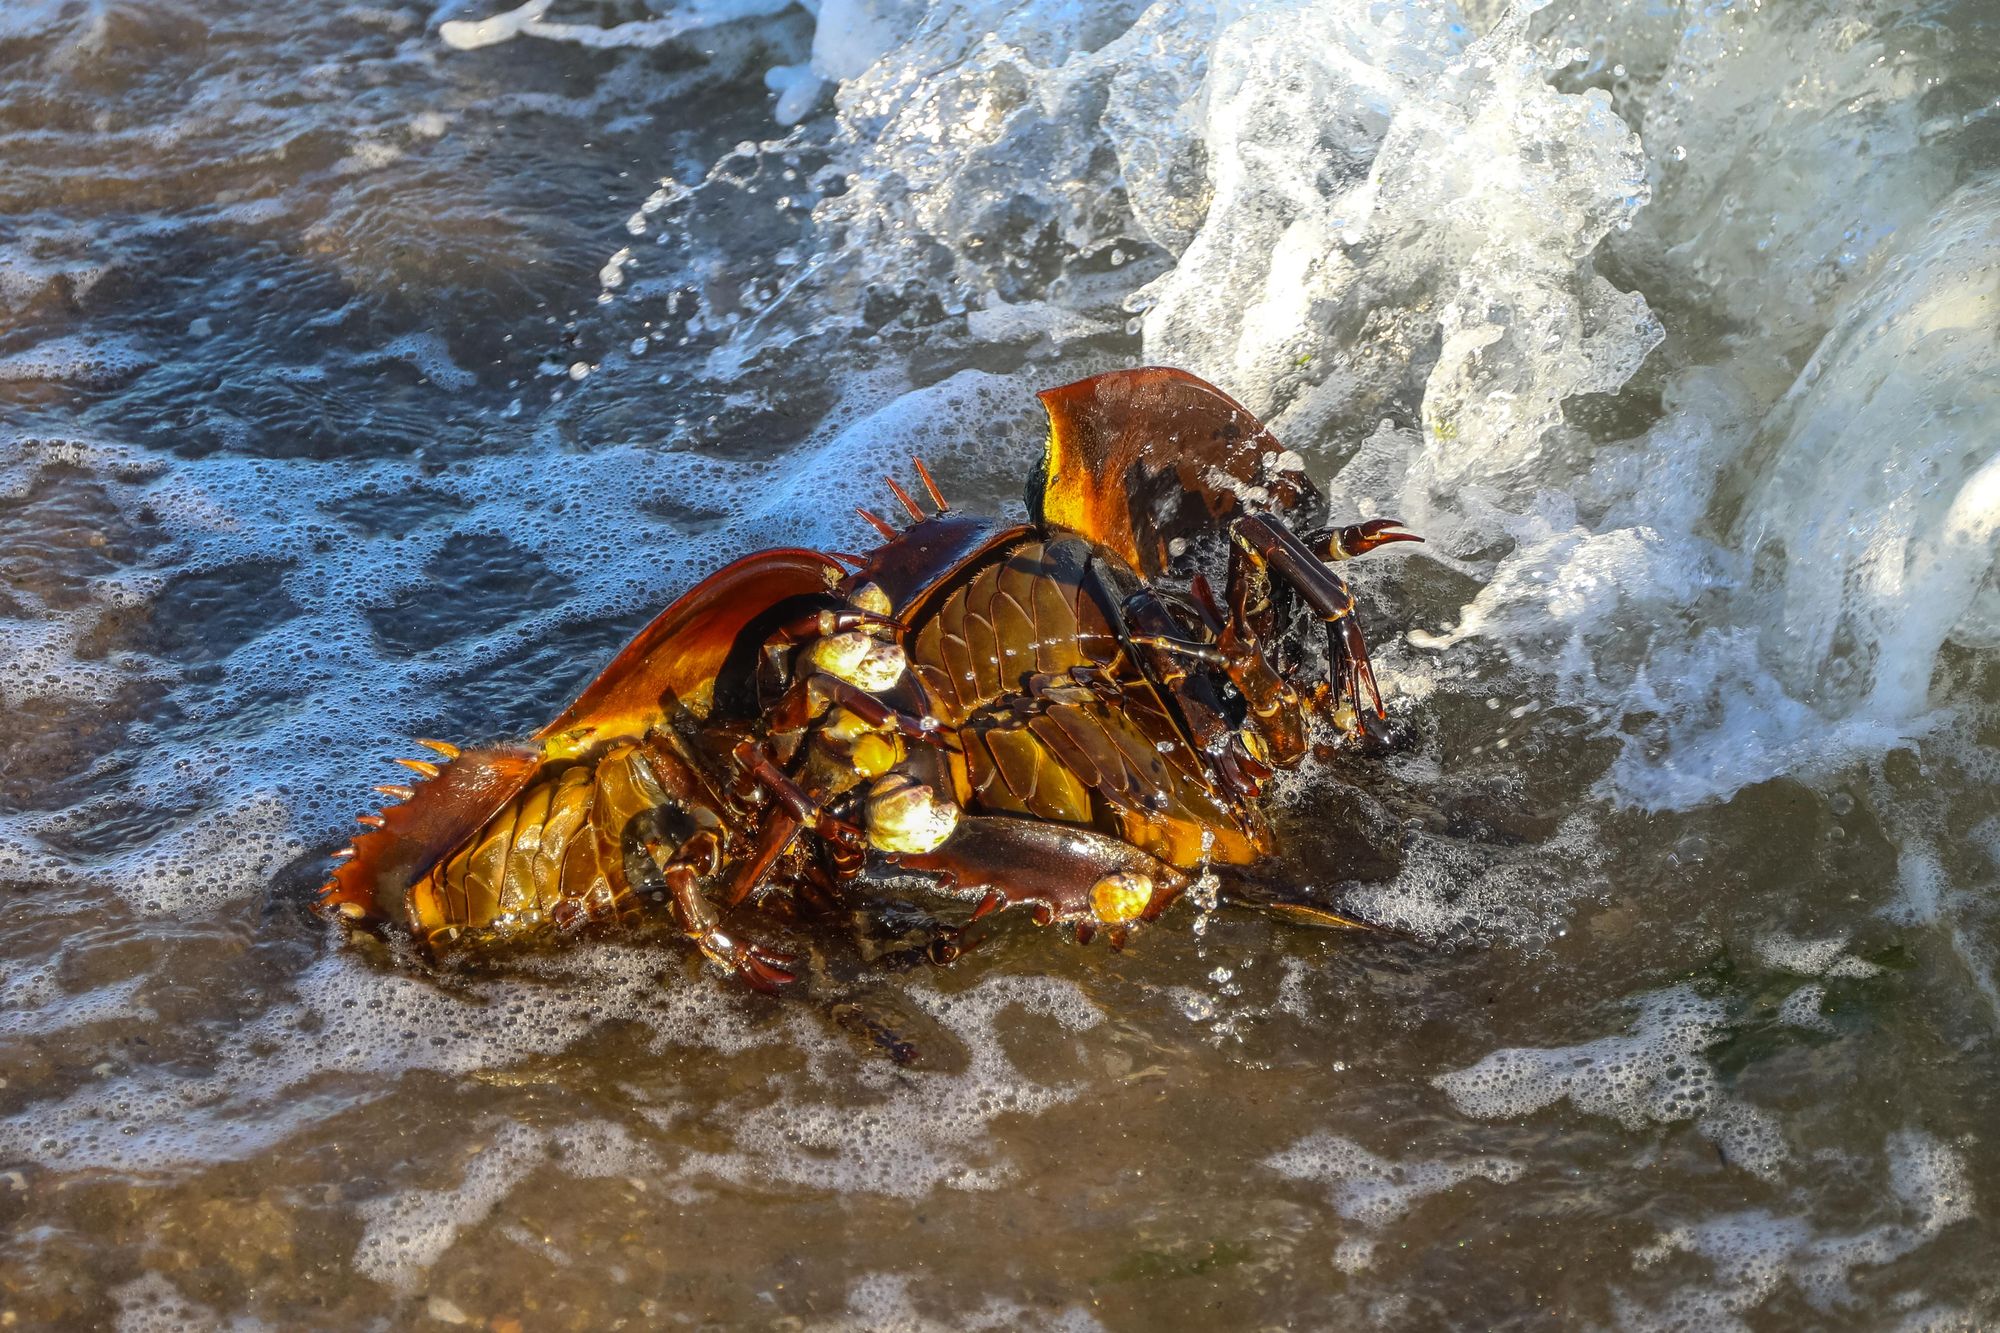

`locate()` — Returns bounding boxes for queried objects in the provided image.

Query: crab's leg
[719,808,806,909]
[1232,512,1385,722]
[888,814,1189,937]
[1218,530,1313,765]
[733,736,868,848]
[1102,565,1235,740]
[718,683,953,909]
[712,674,908,908]
[645,827,798,991]
[767,606,905,645]
[952,664,1127,734]
[810,675,955,747]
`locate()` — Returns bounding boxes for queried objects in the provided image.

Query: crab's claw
[1318,519,1423,561]
[694,927,800,993]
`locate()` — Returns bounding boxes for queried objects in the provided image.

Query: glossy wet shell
[320,547,842,948]
[1035,366,1319,579]
[400,741,717,951]
[908,537,1267,868]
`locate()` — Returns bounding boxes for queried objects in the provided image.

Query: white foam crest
[0,956,154,1038]
[1619,1211,1814,1333]
[1775,983,1832,1035]
[718,367,1039,547]
[818,1271,1108,1333]
[1342,805,1604,946]
[1696,1097,1790,1185]
[1617,0,1956,361]
[549,1117,663,1178]
[1415,217,2000,806]
[354,1120,548,1292]
[1435,984,1788,1181]
[733,0,1953,814]
[1435,985,1726,1127]
[767,0,927,124]
[0,611,147,707]
[1894,1307,1984,1333]
[678,974,1104,1197]
[372,332,478,391]
[0,0,104,42]
[0,431,159,498]
[1754,932,1849,977]
[1616,1129,1974,1330]
[0,943,776,1173]
[1871,787,2000,1029]
[827,0,1153,257]
[2,786,308,921]
[111,1272,266,1333]
[1734,179,2000,718]
[0,332,155,386]
[1265,1132,1520,1229]
[1148,0,1660,483]
[1390,26,2000,810]
[1126,0,1465,407]
[0,243,111,312]
[440,0,795,54]
[0,947,1104,1208]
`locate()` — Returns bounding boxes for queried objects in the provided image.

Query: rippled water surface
[5,0,2000,1327]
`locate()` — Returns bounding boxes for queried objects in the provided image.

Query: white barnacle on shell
[810,632,908,690]
[865,774,959,854]
[851,581,893,617]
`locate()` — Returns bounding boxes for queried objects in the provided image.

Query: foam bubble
[1435,986,1725,1127]
[1342,807,1606,947]
[1332,1237,1376,1274]
[439,0,795,54]
[373,333,477,392]
[0,943,777,1173]
[0,334,154,386]
[1436,984,1790,1181]
[110,1272,265,1333]
[549,1118,662,1179]
[1755,932,1854,977]
[1265,1133,1522,1229]
[1616,1129,1974,1328]
[822,1271,1107,1333]
[1776,983,1833,1035]
[677,973,1106,1197]
[1697,1097,1790,1184]
[1894,1308,1984,1333]
[354,1121,548,1293]
[0,957,154,1039]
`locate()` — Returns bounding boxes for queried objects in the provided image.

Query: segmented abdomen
[909,538,1264,867]
[405,743,698,950]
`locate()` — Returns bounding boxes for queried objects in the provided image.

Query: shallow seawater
[4,0,2000,1327]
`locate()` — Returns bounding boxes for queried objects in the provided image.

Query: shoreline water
[1,1,1996,1326]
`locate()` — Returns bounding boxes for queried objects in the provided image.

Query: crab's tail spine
[318,741,543,931]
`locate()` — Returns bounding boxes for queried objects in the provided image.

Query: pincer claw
[699,929,799,992]
[1327,518,1423,560]
[815,815,870,852]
